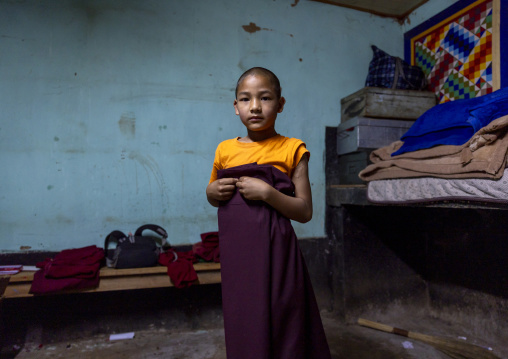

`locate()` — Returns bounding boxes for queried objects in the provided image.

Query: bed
[367,167,508,205]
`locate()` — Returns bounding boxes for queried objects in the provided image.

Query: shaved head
[235,67,281,99]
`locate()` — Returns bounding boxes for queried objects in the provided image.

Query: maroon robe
[30,245,104,294]
[217,163,331,359]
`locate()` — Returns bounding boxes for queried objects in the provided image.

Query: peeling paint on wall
[241,22,294,37]
[242,22,261,33]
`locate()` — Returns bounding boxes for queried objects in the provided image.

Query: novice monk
[206,67,331,359]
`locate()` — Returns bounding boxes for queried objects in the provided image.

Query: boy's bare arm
[235,156,313,223]
[206,178,239,207]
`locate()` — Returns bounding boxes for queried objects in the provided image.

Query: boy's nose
[250,99,261,112]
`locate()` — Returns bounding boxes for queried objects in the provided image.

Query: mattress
[367,168,508,205]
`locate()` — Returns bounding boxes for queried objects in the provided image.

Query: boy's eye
[239,98,249,102]
[261,97,271,101]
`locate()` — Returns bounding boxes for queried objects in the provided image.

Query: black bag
[365,45,427,91]
[104,224,169,269]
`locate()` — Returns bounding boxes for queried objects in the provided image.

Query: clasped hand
[235,176,271,201]
[210,176,271,202]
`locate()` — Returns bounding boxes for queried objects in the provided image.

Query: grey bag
[104,224,169,269]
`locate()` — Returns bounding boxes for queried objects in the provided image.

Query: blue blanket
[393,87,508,156]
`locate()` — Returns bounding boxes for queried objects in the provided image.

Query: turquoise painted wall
[0,0,454,252]
[404,0,459,33]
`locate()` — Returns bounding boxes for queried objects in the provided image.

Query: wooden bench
[2,263,221,298]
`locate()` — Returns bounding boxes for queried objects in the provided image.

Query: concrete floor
[4,310,504,359]
[1,282,506,359]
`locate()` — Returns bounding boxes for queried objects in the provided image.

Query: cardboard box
[340,87,436,123]
[337,117,414,155]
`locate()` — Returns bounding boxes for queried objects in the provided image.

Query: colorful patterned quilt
[413,0,493,103]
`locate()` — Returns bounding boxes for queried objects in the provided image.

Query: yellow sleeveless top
[209,135,309,183]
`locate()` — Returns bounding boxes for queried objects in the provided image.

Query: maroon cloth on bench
[193,231,220,263]
[217,163,331,359]
[30,245,104,294]
[159,249,198,288]
[30,269,100,294]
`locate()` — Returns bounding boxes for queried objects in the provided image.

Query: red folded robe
[192,232,220,263]
[158,249,197,289]
[29,245,104,294]
[43,261,101,279]
[30,269,100,294]
[53,245,105,264]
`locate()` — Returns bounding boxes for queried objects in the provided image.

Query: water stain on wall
[119,112,136,138]
[53,215,74,224]
[104,216,122,223]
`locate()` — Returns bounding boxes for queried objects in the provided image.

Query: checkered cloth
[365,45,427,91]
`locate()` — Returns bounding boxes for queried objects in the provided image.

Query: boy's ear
[233,99,240,115]
[278,97,286,113]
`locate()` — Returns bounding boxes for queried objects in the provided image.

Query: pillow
[393,86,508,156]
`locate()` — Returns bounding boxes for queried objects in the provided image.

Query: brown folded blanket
[359,115,508,181]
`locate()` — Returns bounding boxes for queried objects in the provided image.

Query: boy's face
[234,74,285,136]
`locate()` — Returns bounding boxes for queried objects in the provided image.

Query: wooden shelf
[326,184,508,210]
[326,184,369,206]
